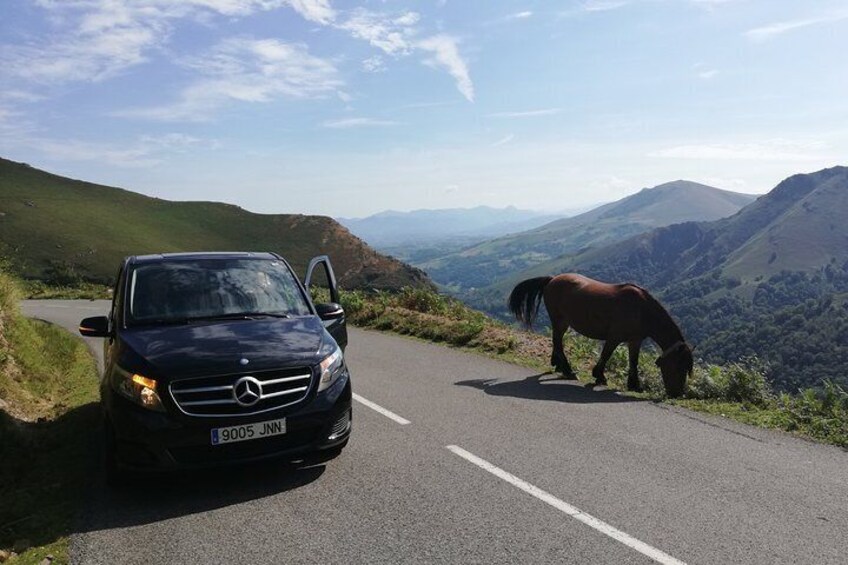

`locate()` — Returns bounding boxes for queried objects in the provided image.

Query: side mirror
[79,316,110,337]
[315,303,344,321]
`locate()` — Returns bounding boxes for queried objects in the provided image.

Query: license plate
[211,418,286,445]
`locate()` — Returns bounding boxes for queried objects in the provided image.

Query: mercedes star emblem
[233,376,262,407]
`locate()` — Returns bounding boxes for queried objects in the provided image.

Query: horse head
[655,341,693,398]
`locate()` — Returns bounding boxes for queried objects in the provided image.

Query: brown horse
[508,273,693,397]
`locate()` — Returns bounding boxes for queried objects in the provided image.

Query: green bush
[688,358,772,406]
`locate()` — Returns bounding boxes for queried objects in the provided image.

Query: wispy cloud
[285,3,474,102]
[2,1,288,85]
[117,38,342,121]
[488,108,562,118]
[284,0,336,25]
[338,8,420,55]
[693,63,719,80]
[649,139,830,162]
[362,55,386,73]
[4,0,475,116]
[417,35,474,102]
[506,11,533,20]
[745,11,848,42]
[558,0,628,18]
[582,1,629,13]
[492,134,515,146]
[322,117,401,129]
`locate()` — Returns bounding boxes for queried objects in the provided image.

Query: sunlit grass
[1,271,100,564]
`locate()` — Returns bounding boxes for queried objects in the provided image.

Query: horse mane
[624,283,685,344]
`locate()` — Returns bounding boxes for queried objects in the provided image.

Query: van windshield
[127,258,311,325]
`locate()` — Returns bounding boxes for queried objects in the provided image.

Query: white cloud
[284,0,336,24]
[118,38,342,121]
[7,0,476,118]
[506,11,533,20]
[338,8,419,55]
[292,3,475,102]
[322,117,401,129]
[582,1,628,12]
[4,1,290,85]
[416,35,474,102]
[745,11,848,42]
[649,139,830,162]
[697,69,719,80]
[488,108,562,118]
[362,55,386,73]
[492,134,515,147]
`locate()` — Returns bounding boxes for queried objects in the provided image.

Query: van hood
[119,316,329,380]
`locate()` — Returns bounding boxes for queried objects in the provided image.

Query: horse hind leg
[627,340,643,392]
[551,322,577,379]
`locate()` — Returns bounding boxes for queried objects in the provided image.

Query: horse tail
[508,276,553,328]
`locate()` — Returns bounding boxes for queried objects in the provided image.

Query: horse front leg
[551,322,577,379]
[592,340,619,386]
[627,340,643,392]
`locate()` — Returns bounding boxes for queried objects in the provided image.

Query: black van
[79,252,351,481]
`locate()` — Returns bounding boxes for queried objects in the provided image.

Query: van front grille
[169,367,314,417]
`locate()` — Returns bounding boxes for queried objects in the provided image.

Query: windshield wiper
[130,312,292,326]
[130,317,193,327]
[186,312,292,321]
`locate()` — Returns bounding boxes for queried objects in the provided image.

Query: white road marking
[353,393,411,425]
[446,445,686,565]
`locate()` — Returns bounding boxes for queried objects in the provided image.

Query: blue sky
[1,0,847,217]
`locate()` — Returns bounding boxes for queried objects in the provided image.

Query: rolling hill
[526,166,848,286]
[0,157,429,290]
[420,180,757,290]
[473,166,848,391]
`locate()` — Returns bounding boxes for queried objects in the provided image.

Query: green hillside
[419,180,755,290]
[471,166,848,391]
[0,158,429,290]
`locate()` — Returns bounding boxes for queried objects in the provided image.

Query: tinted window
[127,258,310,324]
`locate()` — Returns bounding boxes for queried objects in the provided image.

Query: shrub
[688,358,772,406]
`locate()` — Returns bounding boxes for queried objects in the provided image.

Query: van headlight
[317,346,346,392]
[112,366,165,412]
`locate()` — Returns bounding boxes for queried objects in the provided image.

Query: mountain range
[0,158,428,290]
[338,206,570,249]
[524,166,848,286]
[421,180,757,291]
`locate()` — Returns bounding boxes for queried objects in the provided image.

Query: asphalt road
[21,300,848,564]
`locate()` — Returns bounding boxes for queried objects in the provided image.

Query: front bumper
[105,371,352,471]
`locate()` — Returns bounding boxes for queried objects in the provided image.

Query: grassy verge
[22,280,111,300]
[332,287,848,448]
[0,272,100,564]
